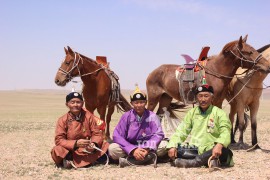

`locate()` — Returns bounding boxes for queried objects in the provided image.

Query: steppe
[0,89,270,180]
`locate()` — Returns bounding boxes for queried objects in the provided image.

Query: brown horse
[227,46,270,149]
[146,36,270,116]
[55,46,132,140]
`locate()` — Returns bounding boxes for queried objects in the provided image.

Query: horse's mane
[257,44,270,53]
[221,40,238,52]
[76,52,98,65]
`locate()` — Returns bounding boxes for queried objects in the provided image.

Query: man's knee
[157,140,169,157]
[108,143,126,160]
[51,146,69,165]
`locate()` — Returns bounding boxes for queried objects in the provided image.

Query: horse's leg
[105,104,115,142]
[147,87,163,112]
[96,105,107,137]
[249,102,261,149]
[237,108,246,149]
[229,102,237,144]
[157,93,173,116]
[84,103,96,114]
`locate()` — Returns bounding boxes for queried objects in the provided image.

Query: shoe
[63,159,77,169]
[63,159,73,169]
[147,152,157,168]
[174,149,212,168]
[119,157,129,168]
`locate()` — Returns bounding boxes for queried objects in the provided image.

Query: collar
[69,111,83,121]
[199,105,213,115]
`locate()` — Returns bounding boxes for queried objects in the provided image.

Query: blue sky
[1,0,270,91]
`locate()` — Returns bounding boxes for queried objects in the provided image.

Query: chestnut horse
[146,36,270,116]
[227,46,270,149]
[55,46,132,140]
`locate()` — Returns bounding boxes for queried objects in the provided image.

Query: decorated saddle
[175,47,210,105]
[96,56,120,102]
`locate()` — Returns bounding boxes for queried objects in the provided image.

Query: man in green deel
[167,84,233,168]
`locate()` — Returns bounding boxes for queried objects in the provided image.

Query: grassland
[0,89,270,179]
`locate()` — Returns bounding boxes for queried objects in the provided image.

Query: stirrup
[208,156,221,170]
[125,152,158,168]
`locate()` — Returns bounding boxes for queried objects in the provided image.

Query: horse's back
[147,64,179,82]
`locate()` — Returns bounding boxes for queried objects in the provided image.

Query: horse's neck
[80,57,101,83]
[208,54,238,77]
[247,71,267,88]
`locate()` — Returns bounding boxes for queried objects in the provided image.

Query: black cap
[130,92,147,101]
[66,92,83,102]
[195,84,214,95]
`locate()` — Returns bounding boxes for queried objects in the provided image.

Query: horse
[55,46,132,140]
[226,46,270,150]
[146,36,270,116]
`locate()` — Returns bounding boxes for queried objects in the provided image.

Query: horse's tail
[234,112,250,135]
[116,93,132,112]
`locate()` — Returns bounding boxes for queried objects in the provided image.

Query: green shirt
[167,105,232,154]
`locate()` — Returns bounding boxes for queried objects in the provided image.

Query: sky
[1,0,270,91]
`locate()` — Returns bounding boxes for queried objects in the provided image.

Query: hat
[130,84,147,101]
[66,92,83,102]
[195,84,214,95]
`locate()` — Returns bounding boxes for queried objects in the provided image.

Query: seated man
[109,85,164,167]
[167,85,234,168]
[51,92,109,169]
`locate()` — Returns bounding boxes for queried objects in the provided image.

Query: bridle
[230,46,263,69]
[58,52,104,82]
[200,45,263,79]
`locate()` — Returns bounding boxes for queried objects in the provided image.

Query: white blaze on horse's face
[55,49,79,86]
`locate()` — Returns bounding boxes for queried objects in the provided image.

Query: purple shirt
[113,109,164,155]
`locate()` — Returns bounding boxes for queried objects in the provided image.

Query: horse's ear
[238,36,243,49]
[242,34,248,43]
[64,47,68,54]
[67,46,74,54]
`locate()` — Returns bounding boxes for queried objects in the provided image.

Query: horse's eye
[65,61,70,65]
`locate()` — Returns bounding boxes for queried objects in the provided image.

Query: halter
[58,52,104,81]
[200,46,263,80]
[230,47,262,69]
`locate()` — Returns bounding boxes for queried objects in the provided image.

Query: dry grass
[0,90,270,179]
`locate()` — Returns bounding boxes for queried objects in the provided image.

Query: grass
[1,89,270,179]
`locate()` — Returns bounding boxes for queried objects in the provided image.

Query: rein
[230,47,262,69]
[222,70,256,109]
[58,52,104,80]
[198,46,263,80]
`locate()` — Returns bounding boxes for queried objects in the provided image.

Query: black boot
[119,152,157,168]
[174,149,212,168]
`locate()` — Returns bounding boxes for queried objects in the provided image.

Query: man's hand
[212,143,223,158]
[132,148,149,161]
[76,139,91,148]
[168,147,177,160]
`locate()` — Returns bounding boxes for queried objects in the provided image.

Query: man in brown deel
[51,92,109,168]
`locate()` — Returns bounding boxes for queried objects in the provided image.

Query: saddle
[96,56,121,102]
[175,46,210,104]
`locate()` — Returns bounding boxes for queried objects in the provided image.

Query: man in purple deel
[108,85,164,167]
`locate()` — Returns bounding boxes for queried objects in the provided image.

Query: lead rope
[207,155,222,171]
[82,145,109,166]
[222,70,255,109]
[126,152,158,168]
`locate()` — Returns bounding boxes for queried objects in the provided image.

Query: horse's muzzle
[55,79,67,86]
